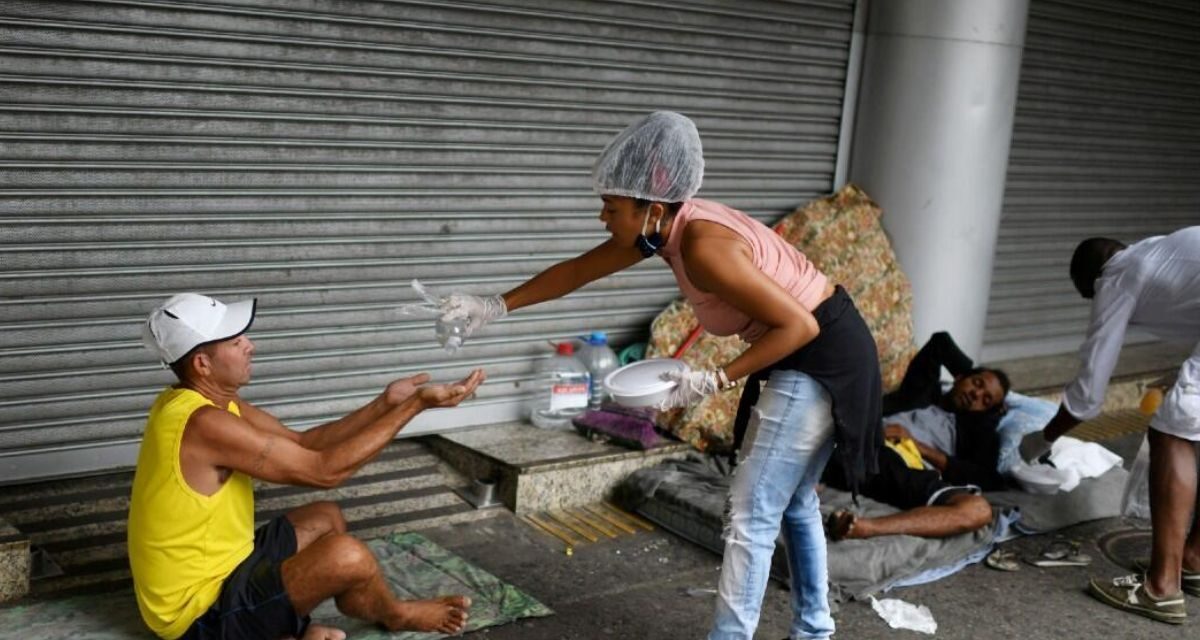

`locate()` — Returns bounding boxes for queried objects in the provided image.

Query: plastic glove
[440,293,507,335]
[1018,431,1055,467]
[657,369,720,410]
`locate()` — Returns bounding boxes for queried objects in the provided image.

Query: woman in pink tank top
[440,112,881,640]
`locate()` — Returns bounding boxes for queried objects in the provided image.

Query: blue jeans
[709,370,836,640]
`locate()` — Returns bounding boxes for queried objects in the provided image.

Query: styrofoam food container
[1009,460,1064,495]
[604,358,690,408]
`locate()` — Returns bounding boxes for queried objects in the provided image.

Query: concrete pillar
[848,0,1029,361]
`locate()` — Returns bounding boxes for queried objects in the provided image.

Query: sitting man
[824,331,1010,540]
[128,293,485,640]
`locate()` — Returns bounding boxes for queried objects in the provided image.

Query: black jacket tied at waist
[731,286,883,496]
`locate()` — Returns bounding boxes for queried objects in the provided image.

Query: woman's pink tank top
[658,198,828,343]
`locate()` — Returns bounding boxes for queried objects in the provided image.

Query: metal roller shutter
[0,0,856,483]
[983,0,1200,361]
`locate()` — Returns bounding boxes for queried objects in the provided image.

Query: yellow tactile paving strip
[521,502,653,555]
[1069,409,1150,443]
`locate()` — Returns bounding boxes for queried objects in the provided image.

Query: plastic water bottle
[435,316,468,354]
[578,331,620,409]
[530,342,591,429]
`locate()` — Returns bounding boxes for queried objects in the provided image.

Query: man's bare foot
[291,624,346,640]
[824,509,857,542]
[388,595,471,634]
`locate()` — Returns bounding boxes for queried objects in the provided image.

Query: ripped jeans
[708,369,835,640]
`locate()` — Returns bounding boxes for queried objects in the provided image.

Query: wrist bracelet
[717,368,738,391]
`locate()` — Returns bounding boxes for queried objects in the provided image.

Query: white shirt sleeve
[1063,288,1137,421]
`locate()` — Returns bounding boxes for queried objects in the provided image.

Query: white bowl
[604,358,689,408]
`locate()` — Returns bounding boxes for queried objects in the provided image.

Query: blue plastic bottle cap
[588,331,608,345]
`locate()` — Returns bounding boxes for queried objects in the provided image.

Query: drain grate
[1096,526,1152,571]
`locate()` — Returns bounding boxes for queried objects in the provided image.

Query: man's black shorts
[826,446,979,509]
[180,516,310,640]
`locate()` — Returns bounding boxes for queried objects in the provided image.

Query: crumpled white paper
[870,596,937,635]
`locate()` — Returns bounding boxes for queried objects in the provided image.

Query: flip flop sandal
[985,548,1020,571]
[1026,539,1092,567]
[824,509,856,542]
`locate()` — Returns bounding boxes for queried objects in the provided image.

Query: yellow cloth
[884,437,926,470]
[128,387,255,639]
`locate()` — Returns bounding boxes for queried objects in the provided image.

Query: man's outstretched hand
[1020,404,1083,466]
[1018,431,1054,466]
[418,369,486,409]
[384,373,432,406]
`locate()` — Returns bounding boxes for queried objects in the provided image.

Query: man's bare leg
[282,532,470,634]
[1145,428,1198,597]
[287,501,347,551]
[278,502,352,639]
[833,494,992,540]
[1184,461,1200,574]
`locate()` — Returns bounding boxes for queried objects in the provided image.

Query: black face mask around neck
[633,207,663,258]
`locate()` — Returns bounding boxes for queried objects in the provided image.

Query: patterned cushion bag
[648,184,918,452]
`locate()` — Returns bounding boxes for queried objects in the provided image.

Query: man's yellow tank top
[128,387,255,640]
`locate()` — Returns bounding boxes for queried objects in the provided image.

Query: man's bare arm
[194,370,484,488]
[237,374,433,451]
[883,423,949,471]
[233,400,301,444]
[914,441,949,471]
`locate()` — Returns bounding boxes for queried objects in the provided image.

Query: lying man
[128,293,485,640]
[823,332,1009,540]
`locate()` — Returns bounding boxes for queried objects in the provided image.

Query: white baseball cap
[142,293,257,365]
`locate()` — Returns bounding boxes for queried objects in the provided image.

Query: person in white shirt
[1023,226,1200,624]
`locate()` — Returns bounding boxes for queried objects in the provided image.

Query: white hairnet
[591,111,704,202]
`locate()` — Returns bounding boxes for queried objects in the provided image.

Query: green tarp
[0,532,551,639]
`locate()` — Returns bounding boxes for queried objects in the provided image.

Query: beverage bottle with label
[529,342,591,429]
[577,331,620,409]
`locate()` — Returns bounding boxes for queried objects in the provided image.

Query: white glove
[440,293,507,335]
[657,369,721,410]
[1018,431,1055,466]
